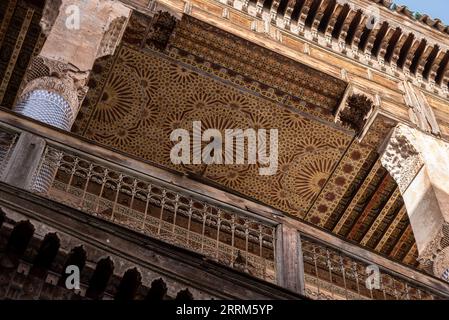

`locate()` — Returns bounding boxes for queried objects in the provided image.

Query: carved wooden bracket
[18,56,89,119]
[147,11,178,51]
[336,91,374,134]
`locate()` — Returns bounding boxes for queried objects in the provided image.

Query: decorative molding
[380,125,424,193]
[96,16,130,59]
[169,15,347,112]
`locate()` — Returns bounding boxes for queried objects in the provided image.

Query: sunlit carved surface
[73,13,419,268]
[75,45,352,215]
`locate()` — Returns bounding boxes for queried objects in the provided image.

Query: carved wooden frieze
[169,15,347,112]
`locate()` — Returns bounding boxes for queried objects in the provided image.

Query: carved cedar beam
[416,45,436,80]
[443,62,449,89]
[242,0,251,12]
[255,0,265,17]
[352,14,368,54]
[404,39,423,74]
[430,50,448,84]
[324,3,343,40]
[363,23,383,59]
[311,0,327,34]
[270,0,281,22]
[297,0,314,33]
[283,0,296,29]
[378,27,396,63]
[391,32,409,68]
[338,10,357,48]
[146,11,178,51]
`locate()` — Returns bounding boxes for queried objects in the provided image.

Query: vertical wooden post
[276,223,305,295]
[1,132,46,190]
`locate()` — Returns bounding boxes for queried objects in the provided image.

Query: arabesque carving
[96,16,129,59]
[380,125,424,193]
[147,11,178,50]
[18,56,89,117]
[418,223,449,282]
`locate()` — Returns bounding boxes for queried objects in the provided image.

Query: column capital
[379,124,424,193]
[335,86,375,135]
[17,56,88,125]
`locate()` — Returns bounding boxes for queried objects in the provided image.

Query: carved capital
[433,248,449,282]
[417,223,449,282]
[18,56,88,118]
[337,94,374,133]
[380,125,424,193]
[122,10,179,51]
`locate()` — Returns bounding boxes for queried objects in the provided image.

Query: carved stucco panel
[380,125,424,194]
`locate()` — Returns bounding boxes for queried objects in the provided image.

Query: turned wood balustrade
[1,108,449,299]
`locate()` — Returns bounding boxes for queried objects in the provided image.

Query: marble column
[380,124,449,281]
[14,0,131,130]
